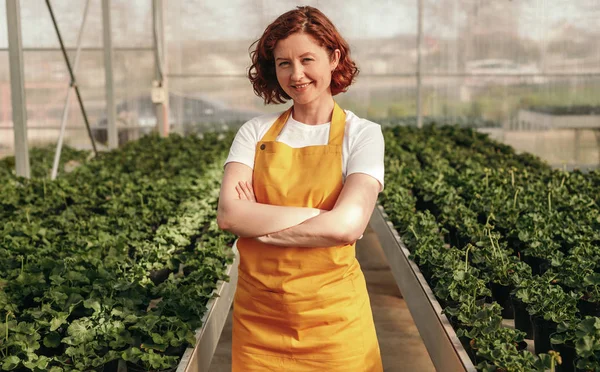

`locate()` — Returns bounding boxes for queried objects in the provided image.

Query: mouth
[292,82,312,90]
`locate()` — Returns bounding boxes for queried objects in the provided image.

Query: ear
[330,49,341,71]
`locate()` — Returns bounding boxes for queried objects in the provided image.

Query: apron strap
[259,102,346,145]
[328,102,346,146]
[261,107,293,142]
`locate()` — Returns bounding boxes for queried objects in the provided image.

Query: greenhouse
[1,0,600,371]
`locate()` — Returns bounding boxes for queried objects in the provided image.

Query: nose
[290,63,304,82]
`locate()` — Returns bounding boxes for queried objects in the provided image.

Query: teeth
[294,83,310,88]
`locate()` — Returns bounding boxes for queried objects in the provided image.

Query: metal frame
[416,0,423,129]
[152,0,170,137]
[369,205,476,372]
[176,245,239,372]
[0,47,154,52]
[101,0,118,149]
[6,0,30,178]
[49,0,94,180]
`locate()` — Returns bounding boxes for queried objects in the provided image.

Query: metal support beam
[416,0,423,129]
[46,0,97,162]
[51,0,91,180]
[152,0,169,137]
[6,0,30,178]
[102,0,117,149]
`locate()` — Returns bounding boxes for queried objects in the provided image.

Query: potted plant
[552,317,600,372]
[524,274,579,355]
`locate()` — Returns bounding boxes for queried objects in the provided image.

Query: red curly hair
[248,6,359,104]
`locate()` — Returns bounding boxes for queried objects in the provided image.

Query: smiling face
[273,32,340,108]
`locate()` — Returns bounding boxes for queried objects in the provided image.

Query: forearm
[259,209,355,248]
[217,199,322,238]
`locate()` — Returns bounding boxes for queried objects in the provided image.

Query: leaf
[533,353,553,369]
[50,312,69,332]
[140,350,176,370]
[578,317,600,334]
[1,356,20,371]
[83,298,101,313]
[140,342,167,352]
[121,347,143,363]
[65,319,96,344]
[575,335,596,356]
[583,273,600,286]
[14,321,36,335]
[550,333,567,345]
[22,354,49,370]
[453,270,466,281]
[43,331,62,348]
[151,332,166,345]
[518,231,530,242]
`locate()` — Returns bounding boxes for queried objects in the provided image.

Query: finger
[244,181,256,201]
[240,181,254,200]
[237,182,249,198]
[246,182,255,199]
[235,184,247,200]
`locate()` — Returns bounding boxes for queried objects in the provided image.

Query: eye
[302,58,313,63]
[278,61,289,67]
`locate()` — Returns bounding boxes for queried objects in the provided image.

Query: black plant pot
[577,299,600,317]
[445,311,461,330]
[490,282,514,319]
[532,316,558,355]
[507,236,523,256]
[510,296,533,339]
[553,343,577,372]
[418,263,434,283]
[101,360,119,372]
[148,267,174,285]
[458,335,478,364]
[522,255,550,276]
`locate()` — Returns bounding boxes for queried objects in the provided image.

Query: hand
[254,234,271,244]
[236,181,256,202]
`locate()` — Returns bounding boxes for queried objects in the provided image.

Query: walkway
[208,225,435,371]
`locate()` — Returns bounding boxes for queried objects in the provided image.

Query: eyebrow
[275,53,315,61]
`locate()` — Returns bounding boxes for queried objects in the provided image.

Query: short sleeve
[347,124,385,192]
[224,119,259,169]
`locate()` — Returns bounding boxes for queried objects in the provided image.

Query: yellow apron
[232,103,383,371]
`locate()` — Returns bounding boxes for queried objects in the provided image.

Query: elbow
[216,215,230,231]
[338,230,363,245]
[335,223,364,245]
[332,209,365,245]
[216,205,231,231]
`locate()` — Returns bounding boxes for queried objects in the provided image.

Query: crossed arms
[216,162,380,248]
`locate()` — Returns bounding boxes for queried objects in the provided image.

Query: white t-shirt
[224,109,385,192]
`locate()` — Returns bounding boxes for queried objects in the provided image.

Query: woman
[217,6,385,371]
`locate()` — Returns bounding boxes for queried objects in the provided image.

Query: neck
[292,97,335,125]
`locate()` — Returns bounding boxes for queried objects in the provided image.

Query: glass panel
[166,0,417,75]
[423,0,600,168]
[0,0,597,168]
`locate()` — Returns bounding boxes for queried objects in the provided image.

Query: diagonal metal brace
[45,0,97,156]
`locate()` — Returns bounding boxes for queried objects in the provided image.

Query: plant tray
[175,243,239,372]
[370,205,476,372]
